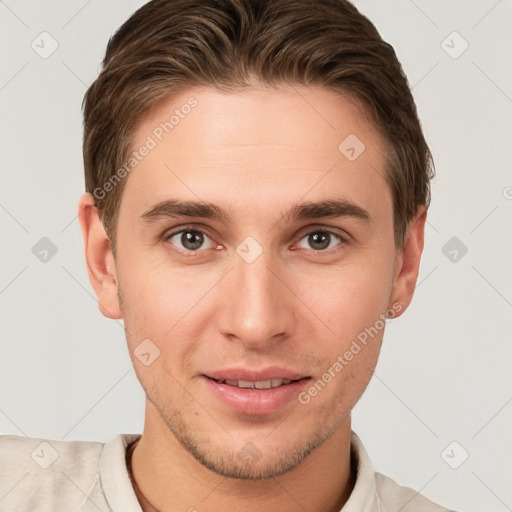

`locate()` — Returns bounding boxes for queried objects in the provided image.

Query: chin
[184,437,324,480]
[154,401,340,480]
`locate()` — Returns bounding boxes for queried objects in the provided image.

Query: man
[0,0,454,510]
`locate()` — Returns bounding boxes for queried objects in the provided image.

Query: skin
[78,84,426,512]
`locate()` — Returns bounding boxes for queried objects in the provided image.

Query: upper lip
[204,366,309,382]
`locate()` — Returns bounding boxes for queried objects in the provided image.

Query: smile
[203,370,311,415]
[212,378,295,389]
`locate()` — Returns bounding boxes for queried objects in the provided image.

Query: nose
[217,249,296,350]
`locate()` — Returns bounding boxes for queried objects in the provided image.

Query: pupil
[182,231,203,250]
[309,232,330,250]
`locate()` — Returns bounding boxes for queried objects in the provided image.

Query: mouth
[207,377,300,389]
[202,369,311,415]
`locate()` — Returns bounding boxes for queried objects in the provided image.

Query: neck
[130,401,355,512]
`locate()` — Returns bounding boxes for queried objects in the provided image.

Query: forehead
[120,85,391,223]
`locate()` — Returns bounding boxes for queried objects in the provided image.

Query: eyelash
[163,224,348,257]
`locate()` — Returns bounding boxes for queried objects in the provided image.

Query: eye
[296,230,344,251]
[166,229,217,252]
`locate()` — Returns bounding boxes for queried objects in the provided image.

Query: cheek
[118,245,194,320]
[294,257,394,342]
[118,259,220,369]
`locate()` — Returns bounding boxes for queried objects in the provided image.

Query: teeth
[255,379,272,389]
[238,380,255,389]
[272,378,291,387]
[218,378,293,389]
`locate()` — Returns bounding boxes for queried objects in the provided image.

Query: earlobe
[78,193,122,320]
[389,207,427,317]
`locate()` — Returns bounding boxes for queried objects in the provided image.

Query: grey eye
[297,231,342,251]
[168,230,215,251]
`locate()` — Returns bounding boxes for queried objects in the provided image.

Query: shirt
[0,431,455,511]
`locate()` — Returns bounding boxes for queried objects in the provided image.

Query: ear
[388,207,427,317]
[78,193,122,319]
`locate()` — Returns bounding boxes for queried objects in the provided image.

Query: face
[84,85,421,479]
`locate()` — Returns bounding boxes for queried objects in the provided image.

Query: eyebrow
[139,198,370,224]
[139,199,230,224]
[286,199,369,223]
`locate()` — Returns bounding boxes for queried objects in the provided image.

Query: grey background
[1,1,511,511]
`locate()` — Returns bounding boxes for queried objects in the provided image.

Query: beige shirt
[0,431,454,511]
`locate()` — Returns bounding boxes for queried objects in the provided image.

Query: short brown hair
[82,0,434,254]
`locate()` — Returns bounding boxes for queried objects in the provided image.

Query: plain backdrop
[1,1,511,511]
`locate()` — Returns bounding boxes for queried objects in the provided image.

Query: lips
[205,366,307,383]
[202,367,311,415]
[213,378,294,389]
